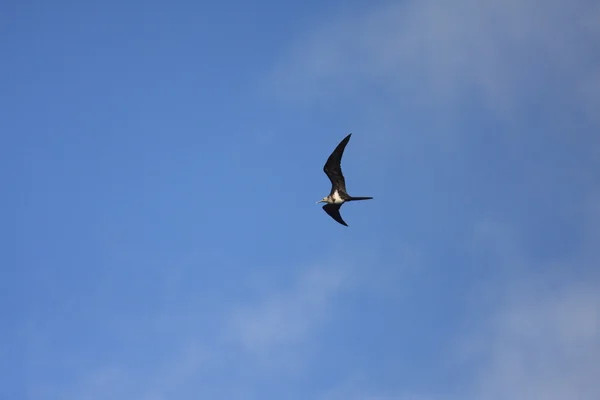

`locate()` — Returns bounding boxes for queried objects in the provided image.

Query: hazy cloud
[466,208,600,400]
[471,282,600,400]
[268,0,600,117]
[318,204,600,400]
[228,264,349,356]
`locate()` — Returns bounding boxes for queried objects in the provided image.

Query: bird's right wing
[323,134,351,193]
[322,203,348,226]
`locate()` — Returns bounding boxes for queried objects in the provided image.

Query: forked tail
[348,196,373,201]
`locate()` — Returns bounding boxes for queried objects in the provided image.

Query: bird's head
[317,197,328,204]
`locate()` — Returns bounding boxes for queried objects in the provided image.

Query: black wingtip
[322,203,349,226]
[338,133,352,144]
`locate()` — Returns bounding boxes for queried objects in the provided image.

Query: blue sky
[4,0,600,399]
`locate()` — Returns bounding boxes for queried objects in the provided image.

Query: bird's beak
[316,199,325,204]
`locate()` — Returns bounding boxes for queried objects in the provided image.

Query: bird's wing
[323,133,351,194]
[322,203,348,226]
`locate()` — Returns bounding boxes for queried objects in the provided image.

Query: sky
[3,0,600,399]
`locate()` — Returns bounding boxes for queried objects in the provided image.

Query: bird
[317,133,373,226]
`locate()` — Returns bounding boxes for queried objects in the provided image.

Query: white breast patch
[332,190,344,203]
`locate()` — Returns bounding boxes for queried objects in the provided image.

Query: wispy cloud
[327,275,600,400]
[469,282,600,400]
[35,254,360,400]
[463,206,600,400]
[228,264,349,357]
[317,196,600,400]
[267,0,600,118]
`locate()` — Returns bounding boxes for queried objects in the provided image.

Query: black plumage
[318,133,372,226]
[323,133,351,198]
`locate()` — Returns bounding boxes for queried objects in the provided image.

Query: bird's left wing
[322,203,348,226]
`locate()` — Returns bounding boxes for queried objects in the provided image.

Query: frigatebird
[317,133,372,226]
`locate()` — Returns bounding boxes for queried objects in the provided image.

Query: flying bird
[317,133,373,226]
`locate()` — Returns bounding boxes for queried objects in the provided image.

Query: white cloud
[267,0,600,117]
[460,207,600,400]
[45,261,354,400]
[467,280,600,400]
[27,241,377,400]
[227,264,349,356]
[318,205,600,400]
[337,277,600,400]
